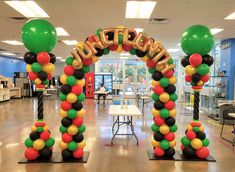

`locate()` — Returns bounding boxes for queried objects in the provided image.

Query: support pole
[193,91,200,120]
[37,91,44,120]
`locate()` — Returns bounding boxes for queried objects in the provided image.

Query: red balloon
[28,72,38,81]
[196,147,209,159]
[73,148,84,158]
[40,131,50,141]
[37,52,50,65]
[61,101,72,111]
[181,144,185,151]
[146,59,157,68]
[73,117,83,126]
[154,116,165,126]
[153,85,164,95]
[62,133,73,143]
[25,148,39,160]
[191,121,201,127]
[108,45,118,51]
[35,121,45,127]
[186,130,196,140]
[165,132,175,142]
[163,70,174,78]
[201,75,210,83]
[87,35,96,42]
[64,66,75,76]
[122,44,132,51]
[185,75,192,82]
[154,147,165,157]
[48,73,52,80]
[71,85,83,95]
[164,101,175,110]
[189,54,202,67]
[82,58,93,66]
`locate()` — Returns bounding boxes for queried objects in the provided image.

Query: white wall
[54,62,65,76]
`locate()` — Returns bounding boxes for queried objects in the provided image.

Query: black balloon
[61,117,72,127]
[61,84,71,95]
[74,69,84,79]
[181,56,190,67]
[39,147,52,159]
[203,55,214,66]
[154,132,164,141]
[152,71,162,81]
[165,147,175,157]
[49,53,56,64]
[62,149,73,160]
[106,32,114,41]
[183,147,195,158]
[38,71,48,81]
[72,102,83,111]
[128,32,135,41]
[95,48,104,57]
[196,131,206,140]
[136,49,146,57]
[165,85,176,94]
[192,73,201,82]
[165,117,175,126]
[30,131,40,141]
[73,133,84,142]
[24,52,37,64]
[154,100,164,110]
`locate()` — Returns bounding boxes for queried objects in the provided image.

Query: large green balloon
[21,19,57,54]
[181,25,214,55]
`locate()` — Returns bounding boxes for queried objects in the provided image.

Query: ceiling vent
[8,17,28,23]
[149,18,169,24]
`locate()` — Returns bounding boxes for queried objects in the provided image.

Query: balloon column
[59,26,178,159]
[180,25,214,159]
[21,19,57,160]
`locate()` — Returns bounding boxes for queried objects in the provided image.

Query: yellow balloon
[190,95,194,103]
[76,79,85,87]
[197,80,204,86]
[152,108,160,117]
[156,65,163,72]
[33,139,45,150]
[199,125,205,131]
[159,92,170,103]
[60,109,67,118]
[141,55,148,62]
[92,56,99,63]
[77,140,86,148]
[60,74,67,84]
[68,125,78,135]
[116,25,125,29]
[31,125,37,132]
[169,139,176,147]
[43,125,49,131]
[34,78,42,85]
[187,124,193,131]
[42,63,55,74]
[191,138,202,149]
[185,65,196,76]
[59,141,67,150]
[66,93,77,103]
[26,64,32,72]
[151,139,160,147]
[116,45,123,53]
[169,108,176,117]
[169,76,177,84]
[152,80,159,87]
[159,124,170,135]
[77,108,85,118]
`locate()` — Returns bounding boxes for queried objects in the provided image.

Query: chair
[220,107,235,146]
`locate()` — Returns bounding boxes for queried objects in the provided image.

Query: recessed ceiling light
[56,27,69,36]
[57,56,62,59]
[210,28,224,35]
[4,1,49,18]
[125,1,157,19]
[225,12,235,20]
[2,40,23,45]
[135,28,144,33]
[167,48,180,52]
[1,52,16,56]
[62,40,78,45]
[60,59,66,62]
[177,43,181,46]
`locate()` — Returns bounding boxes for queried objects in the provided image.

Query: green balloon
[66,76,77,86]
[21,19,57,54]
[66,57,74,65]
[181,25,214,55]
[59,125,67,133]
[68,141,78,151]
[83,65,90,73]
[96,28,102,37]
[181,136,191,146]
[118,34,123,44]
[77,93,85,102]
[43,79,49,85]
[36,126,43,133]
[148,68,156,74]
[67,109,77,119]
[160,140,170,150]
[151,124,159,132]
[170,93,178,101]
[193,127,200,132]
[160,108,169,119]
[59,93,67,101]
[31,62,42,72]
[151,94,159,101]
[170,125,177,132]
[196,64,210,75]
[168,58,174,64]
[190,81,197,86]
[159,77,169,88]
[202,138,210,147]
[103,48,110,55]
[78,125,86,133]
[25,138,33,148]
[45,137,55,147]
[129,48,136,55]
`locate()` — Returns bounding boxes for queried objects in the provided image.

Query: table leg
[129,116,139,145]
[111,116,120,145]
[142,99,144,114]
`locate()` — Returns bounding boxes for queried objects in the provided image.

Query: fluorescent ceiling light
[120,56,129,59]
[120,52,131,56]
[56,27,69,36]
[2,40,23,45]
[62,40,78,45]
[125,1,157,19]
[167,48,180,52]
[210,28,224,35]
[60,59,66,62]
[1,52,16,56]
[135,28,144,33]
[225,12,235,19]
[4,1,49,18]
[56,57,63,59]
[177,43,181,46]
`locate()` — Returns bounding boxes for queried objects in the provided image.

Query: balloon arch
[20,19,215,162]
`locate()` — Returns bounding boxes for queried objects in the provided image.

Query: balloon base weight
[147,150,182,161]
[177,151,216,162]
[53,151,90,163]
[18,152,58,164]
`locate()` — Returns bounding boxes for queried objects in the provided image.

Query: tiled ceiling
[0,0,235,60]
